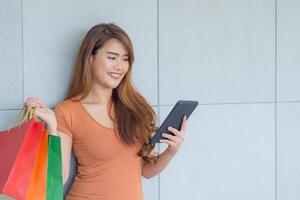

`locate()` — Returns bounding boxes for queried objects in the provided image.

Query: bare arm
[142,148,175,179]
[142,116,187,179]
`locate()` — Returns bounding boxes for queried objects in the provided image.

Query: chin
[110,85,119,89]
[102,78,121,89]
[108,82,121,89]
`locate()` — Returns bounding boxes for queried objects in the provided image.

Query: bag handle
[8,104,39,133]
[20,105,38,124]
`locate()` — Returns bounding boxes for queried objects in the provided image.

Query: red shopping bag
[0,107,45,199]
[0,117,33,190]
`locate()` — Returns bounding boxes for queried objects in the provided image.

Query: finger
[24,98,35,108]
[26,96,43,103]
[160,139,176,146]
[26,98,44,107]
[26,101,42,108]
[181,115,187,132]
[25,99,33,105]
[34,103,42,108]
[26,98,39,104]
[36,101,45,108]
[162,133,182,143]
[167,126,180,135]
[25,97,38,102]
[26,100,39,107]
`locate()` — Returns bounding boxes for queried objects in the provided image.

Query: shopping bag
[25,129,49,199]
[0,107,45,199]
[46,135,63,200]
[0,105,63,200]
[0,117,34,190]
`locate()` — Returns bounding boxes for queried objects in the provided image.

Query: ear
[89,55,94,65]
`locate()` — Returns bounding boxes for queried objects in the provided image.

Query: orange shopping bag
[25,129,48,199]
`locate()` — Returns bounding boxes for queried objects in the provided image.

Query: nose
[114,58,124,71]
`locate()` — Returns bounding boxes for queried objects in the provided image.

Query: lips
[107,72,122,80]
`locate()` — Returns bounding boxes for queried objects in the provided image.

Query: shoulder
[55,99,78,112]
[54,99,78,136]
[54,99,81,123]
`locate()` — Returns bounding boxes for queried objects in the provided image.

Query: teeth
[108,72,121,78]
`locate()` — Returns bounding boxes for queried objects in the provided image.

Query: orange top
[54,99,144,200]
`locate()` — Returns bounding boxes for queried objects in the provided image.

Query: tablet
[150,100,199,144]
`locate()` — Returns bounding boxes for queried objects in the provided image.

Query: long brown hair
[65,23,158,164]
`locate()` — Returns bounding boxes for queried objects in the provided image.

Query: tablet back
[151,100,198,144]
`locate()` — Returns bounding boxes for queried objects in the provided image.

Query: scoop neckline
[76,101,115,132]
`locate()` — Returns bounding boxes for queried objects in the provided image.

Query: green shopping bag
[46,135,63,200]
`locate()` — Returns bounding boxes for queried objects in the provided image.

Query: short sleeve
[54,104,73,137]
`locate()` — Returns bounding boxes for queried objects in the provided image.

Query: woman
[25,23,187,200]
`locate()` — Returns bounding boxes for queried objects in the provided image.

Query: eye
[124,58,129,62]
[107,56,116,60]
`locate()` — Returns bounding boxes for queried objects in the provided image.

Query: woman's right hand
[24,96,57,135]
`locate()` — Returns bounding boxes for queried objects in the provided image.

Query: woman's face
[90,38,130,89]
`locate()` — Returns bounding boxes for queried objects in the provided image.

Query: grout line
[21,0,24,105]
[160,100,300,107]
[157,0,161,200]
[3,99,300,111]
[0,109,23,111]
[2,100,300,111]
[199,101,276,105]
[277,100,300,103]
[3,100,300,111]
[161,101,274,107]
[274,0,278,199]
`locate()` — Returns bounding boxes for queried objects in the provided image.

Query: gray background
[0,0,300,199]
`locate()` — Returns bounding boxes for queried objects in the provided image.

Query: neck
[84,82,113,106]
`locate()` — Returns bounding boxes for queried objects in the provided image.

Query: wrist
[48,129,58,136]
[47,124,57,136]
[165,148,177,157]
[47,119,57,129]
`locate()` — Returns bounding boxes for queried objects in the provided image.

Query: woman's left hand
[160,115,187,155]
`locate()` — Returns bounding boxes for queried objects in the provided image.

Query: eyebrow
[105,51,129,57]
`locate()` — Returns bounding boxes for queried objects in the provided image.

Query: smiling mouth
[107,72,122,80]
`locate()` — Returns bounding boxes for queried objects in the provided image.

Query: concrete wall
[1,0,300,199]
